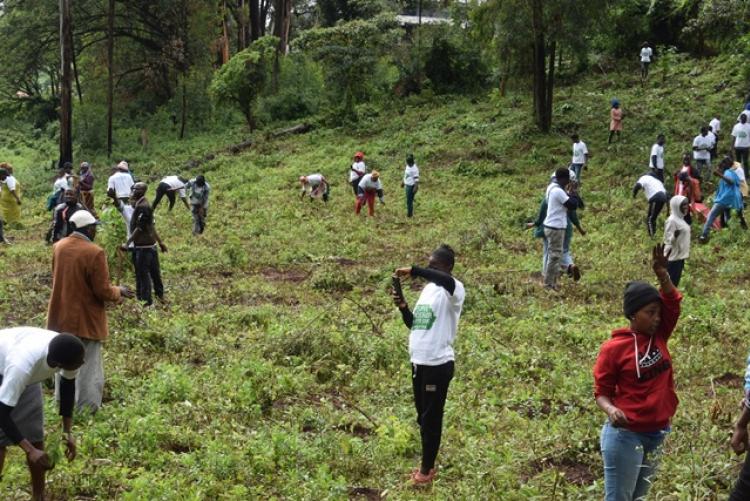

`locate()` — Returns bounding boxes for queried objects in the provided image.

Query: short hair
[196,175,206,185]
[432,244,455,270]
[571,134,579,141]
[554,167,570,182]
[49,333,85,367]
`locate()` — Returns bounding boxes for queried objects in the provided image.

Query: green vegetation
[0,52,749,498]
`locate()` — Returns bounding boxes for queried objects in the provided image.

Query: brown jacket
[46,233,121,341]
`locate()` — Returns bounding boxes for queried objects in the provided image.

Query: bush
[257,55,323,122]
[423,28,487,94]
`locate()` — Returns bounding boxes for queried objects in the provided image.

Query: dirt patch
[715,372,744,388]
[526,456,596,486]
[334,257,357,266]
[261,267,310,283]
[334,423,373,437]
[162,441,193,454]
[349,487,385,500]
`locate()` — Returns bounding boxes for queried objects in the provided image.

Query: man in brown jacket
[46,210,133,412]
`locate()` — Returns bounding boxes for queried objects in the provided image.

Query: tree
[59,0,73,166]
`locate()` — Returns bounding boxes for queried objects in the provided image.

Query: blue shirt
[715,170,743,210]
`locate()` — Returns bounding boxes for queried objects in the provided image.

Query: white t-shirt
[637,175,666,200]
[710,117,721,134]
[3,176,17,191]
[640,47,653,62]
[409,278,465,366]
[161,176,187,198]
[733,165,747,183]
[358,174,382,191]
[733,123,750,149]
[349,161,366,182]
[707,131,717,148]
[649,143,664,169]
[108,172,135,198]
[692,134,712,160]
[0,327,78,407]
[571,141,588,164]
[543,183,569,229]
[53,177,70,193]
[114,200,135,244]
[403,165,420,186]
[305,174,324,187]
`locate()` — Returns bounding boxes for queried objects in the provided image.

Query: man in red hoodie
[593,244,681,501]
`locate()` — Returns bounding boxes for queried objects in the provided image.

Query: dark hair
[63,162,73,170]
[554,167,570,182]
[432,244,455,271]
[571,134,579,141]
[48,333,85,367]
[406,154,415,166]
[196,175,206,186]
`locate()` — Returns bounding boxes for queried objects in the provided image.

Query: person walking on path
[299,174,329,203]
[355,171,384,217]
[663,196,690,287]
[692,126,713,180]
[78,162,95,214]
[594,244,681,501]
[153,175,190,211]
[187,175,211,235]
[402,154,420,217]
[609,100,623,144]
[107,162,134,204]
[391,245,465,486]
[349,152,367,196]
[633,172,667,237]
[0,327,86,501]
[570,135,589,183]
[732,114,750,177]
[0,167,21,226]
[640,42,653,80]
[48,189,84,244]
[649,135,667,182]
[699,157,746,243]
[46,210,133,412]
[542,168,580,290]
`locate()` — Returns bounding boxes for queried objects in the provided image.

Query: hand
[26,447,52,469]
[394,267,412,278]
[160,243,168,253]
[16,199,21,205]
[732,425,749,454]
[578,227,587,236]
[119,286,134,299]
[64,434,77,461]
[652,243,669,276]
[119,244,128,251]
[391,288,406,309]
[607,406,629,427]
[526,222,536,229]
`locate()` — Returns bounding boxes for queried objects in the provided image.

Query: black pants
[651,168,664,182]
[412,361,454,472]
[647,193,667,237]
[152,182,176,210]
[350,178,361,196]
[132,248,164,305]
[666,260,684,287]
[730,454,750,500]
[736,148,750,178]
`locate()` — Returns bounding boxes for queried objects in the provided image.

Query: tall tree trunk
[249,0,260,42]
[235,0,246,51]
[260,0,269,36]
[530,0,548,132]
[106,0,114,157]
[71,29,83,104]
[545,39,555,132]
[59,0,73,167]
[180,80,187,139]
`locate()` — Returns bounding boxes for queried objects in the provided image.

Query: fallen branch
[268,123,312,138]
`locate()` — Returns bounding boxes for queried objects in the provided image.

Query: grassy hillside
[1,53,750,499]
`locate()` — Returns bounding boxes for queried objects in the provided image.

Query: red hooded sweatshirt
[593,288,682,433]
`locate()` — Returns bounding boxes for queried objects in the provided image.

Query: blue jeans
[600,422,667,501]
[701,202,728,238]
[571,163,584,183]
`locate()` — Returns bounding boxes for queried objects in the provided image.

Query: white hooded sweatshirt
[663,195,691,261]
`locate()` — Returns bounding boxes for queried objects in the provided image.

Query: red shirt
[593,288,682,432]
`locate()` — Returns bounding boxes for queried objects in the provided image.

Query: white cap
[68,210,100,230]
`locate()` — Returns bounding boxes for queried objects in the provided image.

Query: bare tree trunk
[107,0,114,157]
[249,0,260,42]
[180,80,187,139]
[59,0,73,167]
[530,0,548,132]
[71,29,83,104]
[235,0,246,51]
[545,39,556,132]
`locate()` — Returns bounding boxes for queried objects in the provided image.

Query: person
[355,171,384,217]
[51,168,71,207]
[663,196,690,287]
[709,114,721,151]
[78,162,95,213]
[542,168,580,290]
[699,156,746,243]
[707,125,718,161]
[46,210,134,412]
[649,134,666,182]
[732,114,750,177]
[594,244,681,501]
[109,183,142,245]
[728,349,750,500]
[391,245,465,486]
[48,189,84,244]
[737,103,750,124]
[640,42,653,80]
[732,161,748,199]
[0,167,21,229]
[692,126,712,180]
[153,175,190,211]
[187,175,210,235]
[402,154,420,217]
[0,327,86,501]
[633,172,667,237]
[299,174,329,203]
[570,135,589,183]
[609,100,623,144]
[349,152,367,196]
[107,162,134,204]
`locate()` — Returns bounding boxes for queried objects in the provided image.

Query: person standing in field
[48,189,84,244]
[649,134,666,182]
[299,174,329,203]
[402,154,420,218]
[78,162,95,214]
[737,103,750,124]
[0,167,21,236]
[709,115,721,151]
[107,162,135,204]
[707,125,718,162]
[732,114,750,177]
[542,168,580,290]
[609,100,623,144]
[699,156,746,243]
[663,196,690,287]
[633,172,667,237]
[46,210,134,412]
[0,327,86,501]
[391,245,465,486]
[349,152,367,196]
[692,126,713,181]
[355,171,384,217]
[594,244,681,501]
[570,135,589,183]
[187,175,211,235]
[640,42,653,80]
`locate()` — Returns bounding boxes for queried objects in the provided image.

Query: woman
[609,99,623,144]
[392,245,465,486]
[699,156,746,243]
[0,166,21,226]
[594,244,682,501]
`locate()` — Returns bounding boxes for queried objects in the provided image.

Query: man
[0,327,85,501]
[78,162,95,213]
[640,42,653,80]
[187,176,211,235]
[402,154,420,218]
[649,134,666,182]
[299,174,329,203]
[107,162,134,204]
[542,168,580,290]
[153,175,190,211]
[46,210,133,412]
[356,171,384,217]
[392,245,465,486]
[0,167,21,228]
[733,114,750,177]
[692,126,712,180]
[48,189,84,244]
[570,134,589,183]
[349,152,366,196]
[633,171,668,237]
